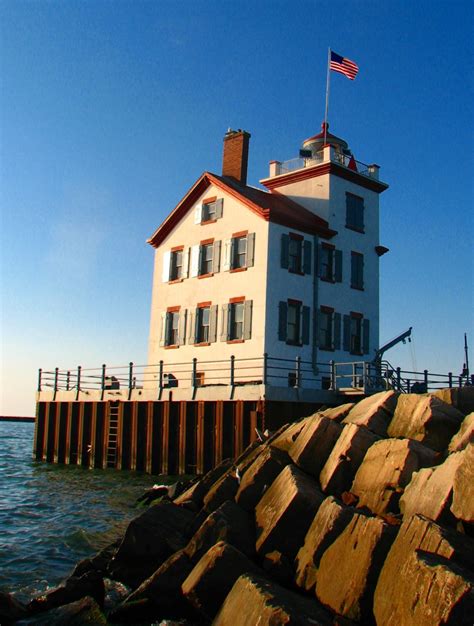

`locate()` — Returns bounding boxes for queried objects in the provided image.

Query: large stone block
[319,424,380,496]
[108,502,194,587]
[400,447,470,523]
[213,572,333,626]
[433,387,474,415]
[235,445,290,511]
[182,541,261,619]
[451,443,474,523]
[184,500,255,564]
[351,438,439,516]
[255,464,325,560]
[202,471,239,514]
[268,419,310,452]
[289,415,343,478]
[315,512,396,622]
[373,513,474,625]
[342,390,399,436]
[23,597,107,626]
[449,412,474,452]
[174,459,234,509]
[388,394,464,452]
[295,496,355,593]
[316,403,355,422]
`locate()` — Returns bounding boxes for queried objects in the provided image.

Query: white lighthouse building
[146,124,389,400]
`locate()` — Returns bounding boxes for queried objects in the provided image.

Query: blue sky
[1,0,473,416]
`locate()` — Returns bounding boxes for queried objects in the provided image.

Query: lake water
[0,421,155,602]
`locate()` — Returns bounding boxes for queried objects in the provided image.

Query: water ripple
[0,422,155,600]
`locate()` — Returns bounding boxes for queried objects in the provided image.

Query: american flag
[330,51,359,80]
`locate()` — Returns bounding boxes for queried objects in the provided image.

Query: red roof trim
[261,162,388,194]
[148,172,337,248]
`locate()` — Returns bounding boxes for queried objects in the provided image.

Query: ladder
[106,402,120,468]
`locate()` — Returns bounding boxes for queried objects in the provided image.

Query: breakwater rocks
[2,388,473,625]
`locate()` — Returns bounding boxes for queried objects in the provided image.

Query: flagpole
[324,47,331,145]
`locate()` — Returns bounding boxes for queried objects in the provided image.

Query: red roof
[147,172,336,248]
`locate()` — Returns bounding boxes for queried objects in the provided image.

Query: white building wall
[147,183,270,388]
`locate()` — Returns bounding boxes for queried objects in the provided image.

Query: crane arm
[373,327,412,364]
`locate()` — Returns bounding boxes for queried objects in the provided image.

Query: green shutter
[215,198,223,219]
[243,300,253,340]
[334,312,341,350]
[278,301,288,341]
[335,250,343,283]
[363,318,370,355]
[343,315,351,351]
[302,306,310,345]
[220,304,229,341]
[209,305,218,343]
[281,234,290,269]
[247,233,255,268]
[303,240,312,275]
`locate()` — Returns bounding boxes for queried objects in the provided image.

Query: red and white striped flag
[330,51,359,80]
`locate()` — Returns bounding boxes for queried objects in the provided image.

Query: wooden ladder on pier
[106,403,120,468]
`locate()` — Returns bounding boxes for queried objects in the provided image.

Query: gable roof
[147,172,336,248]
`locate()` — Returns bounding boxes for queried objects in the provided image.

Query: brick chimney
[222,129,251,185]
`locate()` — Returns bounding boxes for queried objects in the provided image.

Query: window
[160,308,187,348]
[170,249,183,281]
[318,307,341,351]
[229,302,244,340]
[220,299,253,342]
[318,244,342,283]
[223,233,255,271]
[343,313,370,355]
[278,300,310,345]
[281,234,312,275]
[194,198,224,224]
[346,193,364,232]
[351,252,364,290]
[196,306,210,343]
[200,243,214,275]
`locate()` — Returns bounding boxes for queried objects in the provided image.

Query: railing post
[75,366,81,401]
[192,357,197,389]
[458,375,462,387]
[101,363,106,401]
[128,361,134,400]
[448,372,453,388]
[364,361,370,392]
[407,379,411,393]
[423,369,429,390]
[158,360,164,399]
[396,367,401,391]
[53,367,59,401]
[37,368,42,392]
[230,355,235,387]
[66,370,70,391]
[330,360,336,390]
[295,356,301,388]
[263,353,268,385]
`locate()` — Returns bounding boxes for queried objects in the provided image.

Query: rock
[173,459,234,509]
[449,412,474,452]
[319,424,380,496]
[182,541,261,619]
[71,538,121,578]
[122,548,194,616]
[373,513,474,625]
[20,596,107,625]
[0,591,29,624]
[433,387,474,415]
[342,390,399,436]
[388,394,464,452]
[261,550,294,588]
[315,511,396,623]
[202,471,239,513]
[235,445,290,511]
[107,598,160,623]
[255,464,325,560]
[289,415,343,478]
[295,496,355,593]
[351,438,439,516]
[108,502,194,588]
[451,443,474,523]
[267,419,310,452]
[213,572,333,626]
[184,500,255,564]
[28,571,105,614]
[316,403,355,422]
[374,549,473,626]
[234,441,264,472]
[400,447,470,524]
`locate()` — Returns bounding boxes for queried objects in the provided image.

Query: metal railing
[277,150,378,179]
[37,355,472,400]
